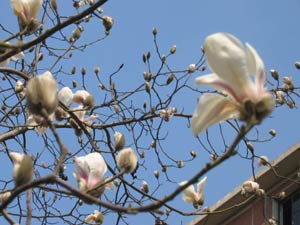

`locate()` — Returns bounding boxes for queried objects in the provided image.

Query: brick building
[187,143,300,225]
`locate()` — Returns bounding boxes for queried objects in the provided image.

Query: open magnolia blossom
[73,152,113,198]
[191,32,274,135]
[116,148,138,174]
[85,210,104,224]
[179,176,207,209]
[241,180,264,196]
[9,152,33,186]
[10,0,43,32]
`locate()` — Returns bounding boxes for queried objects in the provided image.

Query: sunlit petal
[195,73,240,102]
[204,33,255,101]
[191,93,238,135]
[197,176,207,195]
[246,43,265,96]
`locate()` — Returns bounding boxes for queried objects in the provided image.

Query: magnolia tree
[0,1,299,225]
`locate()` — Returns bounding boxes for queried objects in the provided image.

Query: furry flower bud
[26,71,58,116]
[116,148,138,174]
[114,131,125,151]
[9,152,33,186]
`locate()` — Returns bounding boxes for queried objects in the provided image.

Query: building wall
[223,198,272,225]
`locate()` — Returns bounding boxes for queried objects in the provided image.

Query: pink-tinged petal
[74,157,89,181]
[73,90,91,104]
[195,73,241,102]
[245,43,266,96]
[191,93,238,135]
[204,33,255,101]
[196,176,207,195]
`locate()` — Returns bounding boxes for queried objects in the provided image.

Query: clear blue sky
[1,0,300,225]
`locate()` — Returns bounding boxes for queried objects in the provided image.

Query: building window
[276,190,300,225]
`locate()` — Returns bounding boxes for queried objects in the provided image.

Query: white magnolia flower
[9,152,33,186]
[191,33,274,135]
[26,71,58,116]
[179,176,207,209]
[85,210,104,224]
[10,0,43,31]
[73,152,113,198]
[241,180,260,195]
[116,148,138,174]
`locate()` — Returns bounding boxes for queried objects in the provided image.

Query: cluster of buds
[241,181,265,196]
[70,25,84,42]
[282,76,294,92]
[159,107,177,121]
[102,16,114,34]
[116,148,138,174]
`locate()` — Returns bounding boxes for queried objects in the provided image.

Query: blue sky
[1,0,300,225]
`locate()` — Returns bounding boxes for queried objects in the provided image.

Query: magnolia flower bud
[177,160,184,168]
[270,69,279,81]
[15,80,24,93]
[114,131,125,151]
[9,152,33,186]
[154,170,159,179]
[152,27,157,36]
[73,90,95,109]
[141,180,149,193]
[269,129,276,137]
[26,71,58,116]
[94,66,100,75]
[295,61,300,70]
[166,73,174,85]
[50,0,58,11]
[145,82,151,93]
[116,148,138,174]
[257,156,269,167]
[170,45,176,54]
[187,64,196,73]
[102,16,114,32]
[0,191,11,202]
[283,76,292,85]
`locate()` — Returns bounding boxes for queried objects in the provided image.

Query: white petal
[179,181,196,203]
[27,0,43,19]
[204,33,255,102]
[197,176,207,195]
[58,87,73,107]
[246,43,266,96]
[191,93,239,135]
